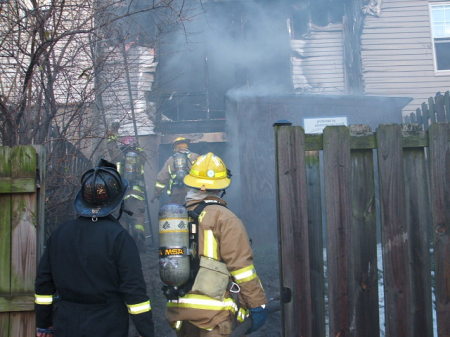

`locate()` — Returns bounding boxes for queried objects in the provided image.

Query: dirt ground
[135,243,282,337]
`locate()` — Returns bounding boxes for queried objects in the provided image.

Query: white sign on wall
[303,117,348,134]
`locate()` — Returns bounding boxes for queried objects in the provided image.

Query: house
[290,0,450,116]
[148,0,450,133]
[363,0,450,116]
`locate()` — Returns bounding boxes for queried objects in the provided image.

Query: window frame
[429,2,450,74]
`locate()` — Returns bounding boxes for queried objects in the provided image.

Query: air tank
[124,150,138,182]
[159,203,190,287]
[172,152,188,187]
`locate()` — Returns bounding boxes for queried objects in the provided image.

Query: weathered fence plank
[435,93,446,123]
[10,312,35,337]
[428,123,450,337]
[376,124,412,337]
[403,145,433,337]
[350,143,379,336]
[323,126,353,337]
[0,315,10,337]
[0,147,12,337]
[0,147,12,293]
[275,125,313,337]
[429,97,436,124]
[305,151,325,337]
[422,102,430,128]
[10,146,37,294]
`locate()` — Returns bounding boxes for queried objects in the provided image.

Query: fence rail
[274,123,450,337]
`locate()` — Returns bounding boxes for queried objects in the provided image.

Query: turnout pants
[176,319,235,337]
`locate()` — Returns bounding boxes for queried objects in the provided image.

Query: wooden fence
[0,146,45,337]
[405,91,450,129]
[274,123,450,337]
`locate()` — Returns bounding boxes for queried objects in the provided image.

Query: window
[430,4,450,71]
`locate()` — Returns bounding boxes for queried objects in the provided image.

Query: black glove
[246,305,268,334]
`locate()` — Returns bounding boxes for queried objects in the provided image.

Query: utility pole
[121,40,154,244]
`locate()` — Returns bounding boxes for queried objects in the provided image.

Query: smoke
[155,0,295,226]
[156,0,293,96]
[153,0,295,204]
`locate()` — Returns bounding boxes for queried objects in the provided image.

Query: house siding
[362,0,450,116]
[101,45,157,136]
[291,25,345,94]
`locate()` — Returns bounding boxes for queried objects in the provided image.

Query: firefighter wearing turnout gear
[154,137,199,205]
[164,153,268,337]
[35,159,154,337]
[106,121,122,164]
[118,136,148,252]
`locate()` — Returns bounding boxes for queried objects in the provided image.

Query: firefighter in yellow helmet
[153,137,199,205]
[164,152,268,337]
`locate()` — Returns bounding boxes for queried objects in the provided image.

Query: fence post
[274,124,313,337]
[323,126,354,337]
[428,123,450,337]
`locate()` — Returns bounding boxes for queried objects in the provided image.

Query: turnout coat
[154,150,199,202]
[166,196,267,331]
[35,216,154,337]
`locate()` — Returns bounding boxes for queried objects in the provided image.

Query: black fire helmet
[74,159,129,218]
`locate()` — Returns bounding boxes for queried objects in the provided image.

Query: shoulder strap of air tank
[186,151,195,165]
[188,200,227,222]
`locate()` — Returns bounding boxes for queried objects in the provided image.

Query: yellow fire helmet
[183,152,231,191]
[173,137,190,146]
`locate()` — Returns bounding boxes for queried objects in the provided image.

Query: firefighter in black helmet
[153,137,199,205]
[34,159,154,337]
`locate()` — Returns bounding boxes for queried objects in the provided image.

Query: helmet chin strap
[116,200,125,221]
[114,200,133,221]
